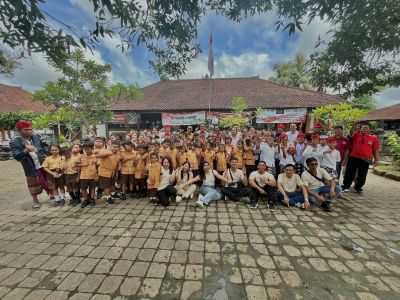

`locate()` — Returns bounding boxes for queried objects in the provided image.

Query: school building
[103,76,343,136]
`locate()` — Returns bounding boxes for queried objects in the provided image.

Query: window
[276,109,284,114]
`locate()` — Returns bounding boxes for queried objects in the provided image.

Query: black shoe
[321,201,332,212]
[54,201,60,207]
[267,201,275,212]
[249,202,259,209]
[111,192,119,198]
[81,200,88,208]
[96,193,102,200]
[120,194,127,201]
[89,198,96,206]
[60,199,66,206]
[106,198,115,205]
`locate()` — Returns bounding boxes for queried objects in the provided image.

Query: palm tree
[269,53,313,90]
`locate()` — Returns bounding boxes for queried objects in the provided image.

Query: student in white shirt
[294,133,307,175]
[302,134,324,168]
[301,157,341,212]
[278,134,295,173]
[320,137,341,182]
[258,136,278,176]
[277,164,309,209]
[248,161,277,211]
[221,157,251,202]
[285,123,299,145]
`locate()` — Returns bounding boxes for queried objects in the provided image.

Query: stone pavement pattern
[0,160,399,300]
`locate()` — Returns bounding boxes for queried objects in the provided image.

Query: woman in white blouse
[157,157,177,206]
[175,161,196,202]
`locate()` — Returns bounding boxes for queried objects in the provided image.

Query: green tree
[349,95,377,112]
[269,54,313,89]
[1,0,398,92]
[31,50,140,137]
[312,103,367,133]
[219,97,262,128]
[0,49,21,77]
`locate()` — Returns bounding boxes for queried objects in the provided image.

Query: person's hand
[341,159,347,166]
[328,190,336,199]
[304,200,310,209]
[259,188,266,194]
[373,160,378,167]
[324,149,333,154]
[317,195,325,202]
[76,177,80,183]
[283,195,289,205]
[25,145,35,153]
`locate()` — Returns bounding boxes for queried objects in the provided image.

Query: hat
[164,125,171,130]
[277,124,285,129]
[16,120,32,129]
[327,137,336,143]
[313,121,322,128]
[280,133,288,139]
[297,133,306,138]
[311,134,320,140]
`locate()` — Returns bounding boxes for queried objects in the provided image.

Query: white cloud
[374,88,400,108]
[182,52,273,80]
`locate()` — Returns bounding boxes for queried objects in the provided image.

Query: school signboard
[162,111,206,126]
[256,108,307,123]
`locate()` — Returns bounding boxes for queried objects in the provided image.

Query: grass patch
[373,165,400,181]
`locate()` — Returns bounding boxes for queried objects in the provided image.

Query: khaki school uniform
[79,154,98,190]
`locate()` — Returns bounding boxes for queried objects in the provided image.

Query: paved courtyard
[0,160,399,300]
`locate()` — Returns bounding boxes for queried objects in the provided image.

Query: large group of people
[10,119,379,211]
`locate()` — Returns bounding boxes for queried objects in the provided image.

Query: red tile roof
[359,103,400,121]
[0,83,50,113]
[112,77,343,111]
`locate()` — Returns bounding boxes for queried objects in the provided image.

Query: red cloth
[313,121,322,128]
[16,120,32,129]
[311,134,320,140]
[277,124,285,129]
[349,132,379,159]
[334,137,350,162]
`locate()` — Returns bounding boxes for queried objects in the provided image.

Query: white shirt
[294,143,306,163]
[249,171,275,188]
[320,146,341,170]
[301,167,332,189]
[224,168,244,188]
[302,144,324,167]
[158,168,174,190]
[278,173,304,193]
[259,142,278,167]
[203,170,218,187]
[279,148,295,166]
[286,130,299,145]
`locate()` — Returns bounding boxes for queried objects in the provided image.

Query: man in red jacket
[342,122,379,195]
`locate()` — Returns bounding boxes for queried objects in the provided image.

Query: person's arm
[266,177,277,187]
[180,175,201,188]
[95,150,112,158]
[249,177,265,194]
[169,171,176,184]
[214,170,231,184]
[277,180,289,205]
[300,184,310,208]
[10,138,31,161]
[328,179,336,198]
[342,148,349,166]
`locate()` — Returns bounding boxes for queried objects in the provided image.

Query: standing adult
[10,121,48,209]
[230,126,242,146]
[286,123,299,145]
[306,120,324,141]
[342,123,379,195]
[332,125,350,180]
[258,136,278,176]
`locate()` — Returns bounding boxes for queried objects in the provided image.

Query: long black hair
[198,160,209,181]
[181,160,191,181]
[161,156,174,174]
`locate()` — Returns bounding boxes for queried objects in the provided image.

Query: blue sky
[2,0,399,108]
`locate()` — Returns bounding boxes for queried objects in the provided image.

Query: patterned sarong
[26,168,47,195]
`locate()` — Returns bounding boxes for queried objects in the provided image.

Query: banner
[256,108,307,124]
[162,111,205,126]
[113,112,137,124]
[206,111,252,125]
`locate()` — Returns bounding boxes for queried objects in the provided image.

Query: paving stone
[181,281,202,300]
[245,285,267,300]
[137,278,162,298]
[57,272,86,291]
[119,277,141,296]
[78,274,106,293]
[97,275,123,294]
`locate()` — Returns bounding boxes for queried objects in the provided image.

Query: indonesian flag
[208,30,214,78]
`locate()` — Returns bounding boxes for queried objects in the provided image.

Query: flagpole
[207,28,213,129]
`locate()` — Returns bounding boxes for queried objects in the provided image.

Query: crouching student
[146,152,162,205]
[61,147,81,206]
[120,141,137,200]
[95,141,120,205]
[248,160,277,211]
[157,157,177,206]
[175,161,196,202]
[77,142,98,207]
[221,157,251,203]
[301,157,341,212]
[277,164,310,210]
[42,145,66,207]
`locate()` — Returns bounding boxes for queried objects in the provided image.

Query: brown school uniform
[98,150,119,189]
[177,151,188,167]
[42,155,65,190]
[225,144,233,158]
[170,148,178,169]
[134,153,148,179]
[215,152,227,173]
[120,150,136,185]
[63,154,80,192]
[186,150,199,170]
[203,150,215,169]
[79,154,98,190]
[233,147,244,169]
[147,162,162,197]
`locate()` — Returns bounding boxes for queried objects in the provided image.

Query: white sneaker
[196,198,204,208]
[188,192,194,199]
[176,195,182,203]
[198,194,204,202]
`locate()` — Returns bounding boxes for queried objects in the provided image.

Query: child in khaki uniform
[61,147,81,206]
[95,141,120,204]
[146,152,161,204]
[177,145,188,167]
[120,140,137,200]
[42,145,66,206]
[186,143,200,177]
[78,141,98,207]
[134,144,148,198]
